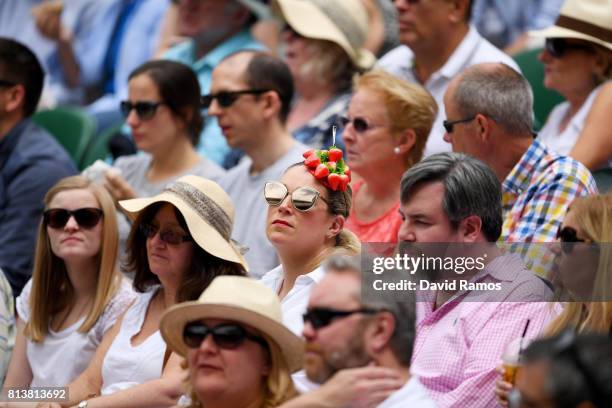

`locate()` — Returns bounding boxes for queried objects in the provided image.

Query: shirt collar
[502,139,548,195]
[437,26,482,81]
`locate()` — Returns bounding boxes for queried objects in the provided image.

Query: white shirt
[537,83,612,168]
[378,376,437,408]
[101,286,165,395]
[17,279,135,387]
[377,26,520,157]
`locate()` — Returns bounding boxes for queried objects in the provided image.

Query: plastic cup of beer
[501,337,527,385]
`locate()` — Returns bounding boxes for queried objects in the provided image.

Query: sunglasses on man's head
[119,101,165,120]
[139,223,193,245]
[183,322,268,350]
[545,38,595,58]
[44,208,103,229]
[303,307,379,330]
[201,89,270,109]
[264,181,329,212]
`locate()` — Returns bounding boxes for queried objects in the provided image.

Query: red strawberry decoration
[338,174,350,191]
[327,173,341,190]
[314,163,329,179]
[328,147,343,162]
[304,153,321,169]
[302,149,315,159]
[327,161,337,171]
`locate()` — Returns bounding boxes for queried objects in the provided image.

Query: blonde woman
[161,276,302,408]
[343,70,437,242]
[496,193,612,406]
[3,176,135,389]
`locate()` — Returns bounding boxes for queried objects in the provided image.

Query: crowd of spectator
[0,0,611,407]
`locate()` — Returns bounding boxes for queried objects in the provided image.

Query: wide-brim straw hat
[160,276,304,372]
[529,0,612,51]
[272,0,376,69]
[119,175,248,271]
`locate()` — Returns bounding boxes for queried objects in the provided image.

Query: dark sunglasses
[339,116,384,134]
[44,208,103,229]
[556,226,586,254]
[120,101,165,120]
[201,89,270,109]
[183,322,268,350]
[303,307,379,330]
[545,38,595,58]
[140,223,193,245]
[0,79,16,87]
[443,116,476,133]
[264,181,329,212]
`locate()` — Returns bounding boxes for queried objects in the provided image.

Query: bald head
[450,63,534,137]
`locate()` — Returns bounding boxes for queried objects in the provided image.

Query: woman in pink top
[343,70,437,242]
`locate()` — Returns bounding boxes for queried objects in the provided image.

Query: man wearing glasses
[212,51,307,278]
[280,254,436,408]
[0,38,76,297]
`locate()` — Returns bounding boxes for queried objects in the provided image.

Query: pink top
[411,254,558,407]
[345,180,402,242]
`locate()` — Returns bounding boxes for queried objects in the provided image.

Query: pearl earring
[394,147,401,154]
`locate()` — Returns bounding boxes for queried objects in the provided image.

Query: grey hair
[323,254,416,367]
[453,63,534,137]
[400,152,502,242]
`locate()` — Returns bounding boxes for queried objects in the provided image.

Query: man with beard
[280,254,436,408]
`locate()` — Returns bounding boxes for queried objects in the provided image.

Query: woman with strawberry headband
[343,70,437,242]
[261,147,359,337]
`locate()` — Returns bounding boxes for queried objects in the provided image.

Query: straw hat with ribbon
[160,275,304,372]
[272,0,376,69]
[119,175,248,271]
[529,0,612,51]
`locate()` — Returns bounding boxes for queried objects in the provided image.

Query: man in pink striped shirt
[397,152,557,407]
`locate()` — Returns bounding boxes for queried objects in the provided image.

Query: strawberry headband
[302,127,352,191]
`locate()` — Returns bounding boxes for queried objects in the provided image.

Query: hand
[316,366,404,408]
[104,170,137,202]
[494,365,513,407]
[32,1,64,41]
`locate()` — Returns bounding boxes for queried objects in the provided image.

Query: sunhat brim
[274,0,376,69]
[119,194,248,271]
[530,25,612,52]
[160,301,304,373]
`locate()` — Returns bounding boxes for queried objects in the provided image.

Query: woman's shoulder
[15,278,33,322]
[191,155,226,182]
[95,278,139,336]
[113,154,153,180]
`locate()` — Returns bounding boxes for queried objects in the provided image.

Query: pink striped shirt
[411,254,558,407]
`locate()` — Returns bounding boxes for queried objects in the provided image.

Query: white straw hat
[529,0,612,51]
[272,0,376,69]
[119,175,248,271]
[160,276,304,372]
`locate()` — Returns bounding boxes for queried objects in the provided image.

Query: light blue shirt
[163,30,265,167]
[471,0,564,48]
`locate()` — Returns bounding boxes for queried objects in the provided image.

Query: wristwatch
[78,400,88,408]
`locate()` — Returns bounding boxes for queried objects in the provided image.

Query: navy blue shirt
[0,119,77,296]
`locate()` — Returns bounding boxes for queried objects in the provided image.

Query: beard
[306,331,372,384]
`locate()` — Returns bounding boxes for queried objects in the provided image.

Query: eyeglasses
[0,79,16,87]
[201,89,270,109]
[183,322,268,350]
[339,116,385,134]
[303,307,379,330]
[119,101,166,120]
[556,226,586,254]
[545,38,595,59]
[44,208,103,229]
[508,330,604,408]
[140,223,193,245]
[443,116,476,133]
[264,181,329,212]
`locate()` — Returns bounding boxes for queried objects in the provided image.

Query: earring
[394,147,401,154]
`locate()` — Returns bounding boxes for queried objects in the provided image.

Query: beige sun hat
[160,275,304,372]
[119,175,248,271]
[272,0,376,69]
[529,0,612,51]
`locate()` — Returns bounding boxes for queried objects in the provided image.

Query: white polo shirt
[378,26,520,157]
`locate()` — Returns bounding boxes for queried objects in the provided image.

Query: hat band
[310,0,364,52]
[166,182,232,241]
[556,14,612,43]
